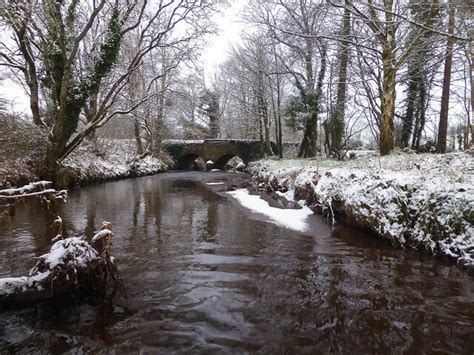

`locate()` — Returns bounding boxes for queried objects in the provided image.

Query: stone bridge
[161,139,270,170]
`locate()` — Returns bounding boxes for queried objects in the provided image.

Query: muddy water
[0,172,473,353]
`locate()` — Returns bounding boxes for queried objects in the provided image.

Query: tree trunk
[401,76,418,148]
[209,112,220,138]
[16,25,42,127]
[377,0,397,156]
[258,108,264,144]
[412,78,427,150]
[154,72,167,155]
[41,143,62,181]
[29,74,42,127]
[272,48,283,158]
[263,113,272,154]
[257,74,272,155]
[330,0,350,157]
[298,46,327,158]
[298,110,317,157]
[379,53,397,156]
[134,116,144,155]
[278,112,283,158]
[468,28,474,147]
[84,95,99,143]
[436,1,455,153]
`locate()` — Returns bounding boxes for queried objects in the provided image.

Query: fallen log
[0,181,68,225]
[0,181,67,203]
[0,223,118,306]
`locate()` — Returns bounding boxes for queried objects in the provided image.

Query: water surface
[1,172,473,353]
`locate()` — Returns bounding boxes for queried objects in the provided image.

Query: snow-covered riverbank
[248,152,474,268]
[59,139,168,187]
[0,115,167,189]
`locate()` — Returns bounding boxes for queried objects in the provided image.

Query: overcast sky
[203,0,246,78]
[0,27,30,113]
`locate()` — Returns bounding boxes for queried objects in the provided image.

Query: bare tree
[249,0,331,157]
[337,0,441,155]
[0,0,212,179]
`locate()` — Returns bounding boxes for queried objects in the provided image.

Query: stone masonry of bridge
[161,139,271,169]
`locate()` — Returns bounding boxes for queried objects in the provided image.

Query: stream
[1,172,473,353]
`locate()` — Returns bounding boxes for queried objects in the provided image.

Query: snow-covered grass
[0,114,168,188]
[248,152,474,267]
[228,188,313,232]
[61,139,167,186]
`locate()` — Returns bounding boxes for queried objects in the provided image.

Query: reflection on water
[1,172,473,353]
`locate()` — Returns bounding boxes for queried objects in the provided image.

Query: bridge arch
[177,153,205,171]
[214,154,238,170]
[162,139,271,170]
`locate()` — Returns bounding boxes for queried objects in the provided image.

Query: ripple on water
[1,172,473,353]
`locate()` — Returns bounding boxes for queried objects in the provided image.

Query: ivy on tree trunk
[42,7,122,180]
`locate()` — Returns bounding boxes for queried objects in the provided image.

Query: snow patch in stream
[248,152,474,266]
[276,189,296,201]
[227,188,313,232]
[206,182,225,185]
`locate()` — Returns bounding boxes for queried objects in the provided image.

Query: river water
[1,172,473,353]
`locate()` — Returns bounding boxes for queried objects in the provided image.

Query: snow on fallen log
[0,223,117,305]
[0,181,67,204]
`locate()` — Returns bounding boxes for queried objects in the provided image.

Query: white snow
[0,181,51,196]
[62,139,167,182]
[206,182,225,185]
[91,229,113,242]
[0,236,103,297]
[40,237,98,270]
[248,152,474,266]
[0,272,49,295]
[227,188,313,232]
[276,189,296,202]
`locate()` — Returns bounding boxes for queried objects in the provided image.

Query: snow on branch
[0,181,67,204]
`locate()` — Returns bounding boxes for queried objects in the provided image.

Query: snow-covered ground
[248,151,474,267]
[0,115,168,188]
[60,139,167,186]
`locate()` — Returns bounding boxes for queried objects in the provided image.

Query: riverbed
[1,172,473,353]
